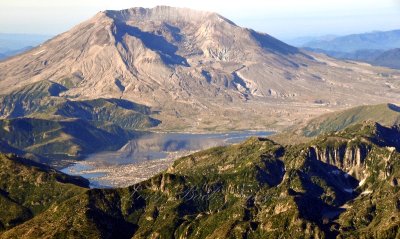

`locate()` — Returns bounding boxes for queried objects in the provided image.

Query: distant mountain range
[0,6,399,134]
[0,6,399,166]
[1,6,400,237]
[301,30,400,52]
[294,30,400,69]
[369,48,400,69]
[0,46,35,60]
[285,35,338,47]
[0,33,51,60]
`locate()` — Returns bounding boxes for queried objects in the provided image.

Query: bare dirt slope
[1,6,399,131]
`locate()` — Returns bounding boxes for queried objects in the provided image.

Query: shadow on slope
[114,22,189,66]
[250,30,299,56]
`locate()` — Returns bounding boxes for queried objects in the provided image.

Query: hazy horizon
[0,0,399,40]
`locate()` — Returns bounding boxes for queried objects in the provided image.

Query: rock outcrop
[1,122,400,238]
[308,142,371,180]
[0,6,399,130]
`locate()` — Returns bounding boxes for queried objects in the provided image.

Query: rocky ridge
[1,121,399,238]
[0,6,399,130]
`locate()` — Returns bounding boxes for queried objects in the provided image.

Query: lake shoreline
[61,130,274,188]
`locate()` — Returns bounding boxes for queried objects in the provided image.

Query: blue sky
[0,0,399,40]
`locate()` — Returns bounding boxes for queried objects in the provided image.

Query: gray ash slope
[0,6,399,132]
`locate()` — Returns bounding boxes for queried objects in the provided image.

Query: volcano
[0,6,399,130]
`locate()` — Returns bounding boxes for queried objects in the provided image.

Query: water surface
[61,131,273,188]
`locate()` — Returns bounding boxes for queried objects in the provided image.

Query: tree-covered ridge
[1,121,399,238]
[0,153,88,232]
[0,80,161,166]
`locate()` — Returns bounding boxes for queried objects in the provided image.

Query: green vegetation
[271,103,400,145]
[0,80,161,165]
[0,118,143,167]
[0,153,88,232]
[1,121,399,238]
[0,80,160,130]
[301,104,400,137]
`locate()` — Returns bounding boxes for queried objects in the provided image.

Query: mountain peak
[103,6,232,25]
[0,6,399,131]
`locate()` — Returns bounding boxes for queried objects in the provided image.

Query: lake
[61,131,273,188]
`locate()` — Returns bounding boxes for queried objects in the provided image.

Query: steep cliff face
[307,141,371,180]
[2,122,399,238]
[305,122,400,184]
